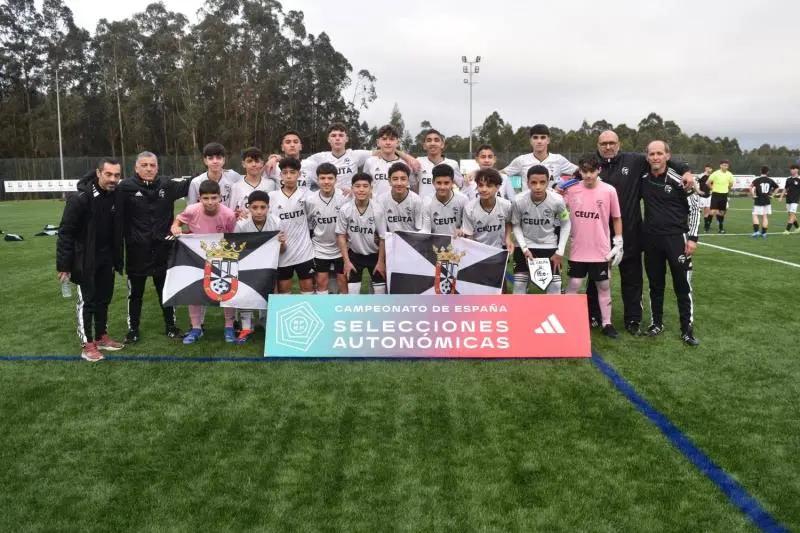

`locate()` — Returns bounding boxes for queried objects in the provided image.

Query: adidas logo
[135,191,143,197]
[534,314,566,335]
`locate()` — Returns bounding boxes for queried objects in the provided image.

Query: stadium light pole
[462,55,480,155]
[55,68,65,181]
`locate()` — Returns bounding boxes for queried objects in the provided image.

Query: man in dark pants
[641,141,700,346]
[57,158,125,362]
[118,151,192,343]
[586,130,693,336]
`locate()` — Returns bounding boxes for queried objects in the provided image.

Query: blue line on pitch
[591,351,788,533]
[0,354,586,363]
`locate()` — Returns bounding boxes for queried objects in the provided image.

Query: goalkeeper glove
[606,236,624,267]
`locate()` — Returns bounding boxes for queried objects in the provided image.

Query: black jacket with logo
[640,167,700,240]
[117,174,191,276]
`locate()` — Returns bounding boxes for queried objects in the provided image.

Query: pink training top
[176,202,236,234]
[565,181,621,262]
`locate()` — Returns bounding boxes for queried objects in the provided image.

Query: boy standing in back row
[503,124,577,191]
[413,128,464,198]
[187,142,243,207]
[362,125,406,198]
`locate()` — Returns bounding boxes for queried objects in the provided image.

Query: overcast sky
[64,0,799,149]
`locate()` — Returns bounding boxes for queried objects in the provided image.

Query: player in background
[421,164,469,235]
[749,167,780,238]
[379,162,424,232]
[267,130,318,191]
[305,163,349,294]
[697,163,714,232]
[413,128,464,198]
[779,164,800,234]
[512,165,571,295]
[171,179,237,344]
[269,157,315,296]
[461,144,517,200]
[459,168,514,254]
[187,142,243,207]
[336,173,388,295]
[233,190,286,344]
[502,124,578,191]
[706,159,735,233]
[563,155,623,339]
[362,125,406,198]
[229,147,275,215]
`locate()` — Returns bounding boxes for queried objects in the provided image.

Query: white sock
[240,311,252,331]
[301,291,313,296]
[348,283,362,295]
[372,283,386,295]
[546,274,562,295]
[316,289,329,295]
[513,273,529,294]
[328,276,338,294]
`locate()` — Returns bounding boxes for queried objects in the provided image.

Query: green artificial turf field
[0,197,797,532]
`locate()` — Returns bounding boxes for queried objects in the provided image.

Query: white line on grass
[699,242,800,269]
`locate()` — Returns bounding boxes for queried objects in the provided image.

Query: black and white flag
[163,232,280,309]
[386,231,508,295]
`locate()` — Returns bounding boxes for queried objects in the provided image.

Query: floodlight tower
[462,55,481,155]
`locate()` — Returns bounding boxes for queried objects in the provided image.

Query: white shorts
[698,196,711,208]
[752,205,772,216]
[788,203,798,214]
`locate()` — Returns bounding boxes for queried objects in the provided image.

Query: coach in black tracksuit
[56,160,124,353]
[586,130,691,336]
[117,152,192,342]
[640,141,700,346]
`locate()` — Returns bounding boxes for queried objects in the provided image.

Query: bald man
[585,130,693,336]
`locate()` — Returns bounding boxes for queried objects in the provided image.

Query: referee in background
[640,141,701,346]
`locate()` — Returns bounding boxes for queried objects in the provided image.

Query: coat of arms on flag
[163,232,280,309]
[386,231,508,295]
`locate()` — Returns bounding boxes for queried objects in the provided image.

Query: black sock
[762,227,768,234]
[753,224,759,232]
[788,224,793,231]
[704,215,712,228]
[794,221,799,228]
[717,215,725,230]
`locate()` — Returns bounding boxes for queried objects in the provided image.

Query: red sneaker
[81,342,104,362]
[96,334,124,351]
[236,329,254,345]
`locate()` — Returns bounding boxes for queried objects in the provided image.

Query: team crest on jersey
[596,199,604,208]
[543,208,553,218]
[158,189,165,198]
[665,185,673,194]
[201,239,246,302]
[433,244,466,295]
[622,167,630,175]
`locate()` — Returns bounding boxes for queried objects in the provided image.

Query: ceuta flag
[386,231,508,295]
[163,232,280,309]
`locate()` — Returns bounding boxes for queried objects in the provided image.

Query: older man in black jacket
[57,158,124,362]
[118,151,192,343]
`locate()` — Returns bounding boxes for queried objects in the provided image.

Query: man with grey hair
[117,151,192,343]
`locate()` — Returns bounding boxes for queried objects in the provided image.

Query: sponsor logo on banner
[433,244,465,294]
[265,295,591,358]
[201,239,245,302]
[528,257,552,291]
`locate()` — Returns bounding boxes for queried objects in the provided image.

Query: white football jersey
[378,191,423,232]
[229,177,277,211]
[268,188,314,267]
[460,171,516,201]
[336,200,387,255]
[462,197,512,249]
[422,191,468,234]
[307,149,372,191]
[235,213,282,233]
[503,153,577,191]
[362,155,404,197]
[269,158,318,191]
[512,190,568,249]
[305,190,349,259]
[413,157,464,198]
[187,169,243,207]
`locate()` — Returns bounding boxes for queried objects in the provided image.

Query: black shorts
[710,193,728,211]
[568,261,610,282]
[347,252,385,284]
[277,259,315,281]
[513,248,558,274]
[314,257,344,275]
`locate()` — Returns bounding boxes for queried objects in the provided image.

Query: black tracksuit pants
[126,271,175,332]
[587,252,643,324]
[76,264,115,344]
[643,234,694,332]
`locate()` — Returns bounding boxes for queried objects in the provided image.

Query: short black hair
[474,168,502,187]
[316,162,337,177]
[424,128,444,141]
[529,124,550,137]
[352,172,372,185]
[791,164,799,170]
[377,124,399,139]
[199,179,221,196]
[527,164,550,178]
[578,154,601,172]
[475,144,494,157]
[241,146,263,161]
[96,157,120,171]
[704,163,714,169]
[248,190,269,205]
[388,162,411,178]
[279,157,302,171]
[280,130,302,144]
[761,166,770,175]
[720,159,730,164]
[328,122,348,135]
[203,142,225,158]
[432,164,454,179]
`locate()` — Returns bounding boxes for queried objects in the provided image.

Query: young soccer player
[305,163,349,294]
[232,190,286,343]
[502,124,578,191]
[461,144,516,200]
[706,160,735,233]
[564,155,623,339]
[421,164,469,234]
[269,157,316,295]
[187,142,243,207]
[268,130,318,191]
[459,168,514,254]
[229,147,275,214]
[336,173,388,294]
[413,128,464,198]
[511,165,571,295]
[379,162,423,232]
[750,167,780,238]
[362,124,405,198]
[697,163,714,232]
[171,179,238,344]
[779,164,800,234]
